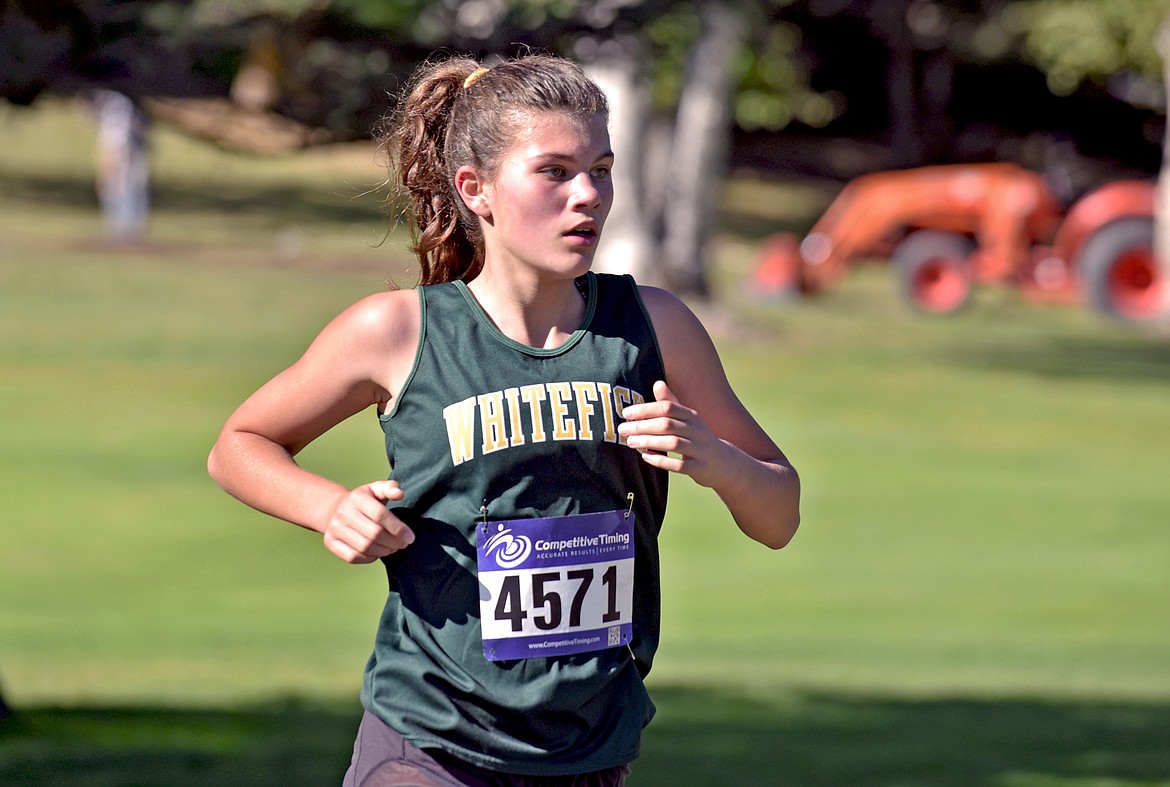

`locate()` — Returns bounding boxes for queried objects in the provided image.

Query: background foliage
[4,0,1167,160]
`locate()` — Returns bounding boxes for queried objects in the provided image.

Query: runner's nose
[571,172,601,209]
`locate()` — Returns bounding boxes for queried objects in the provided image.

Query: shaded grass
[4,690,1169,786]
[2,99,1170,785]
[0,699,361,786]
[640,687,1170,787]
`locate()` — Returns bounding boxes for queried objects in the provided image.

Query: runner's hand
[617,380,733,490]
[323,480,415,564]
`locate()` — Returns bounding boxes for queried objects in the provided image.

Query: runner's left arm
[619,287,800,549]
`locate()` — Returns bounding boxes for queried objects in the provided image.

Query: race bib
[476,509,635,661]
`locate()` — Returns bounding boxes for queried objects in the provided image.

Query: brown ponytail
[383,53,609,286]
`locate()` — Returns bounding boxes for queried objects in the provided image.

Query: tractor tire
[1078,217,1161,323]
[893,230,976,314]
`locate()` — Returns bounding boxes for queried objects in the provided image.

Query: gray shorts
[342,711,630,787]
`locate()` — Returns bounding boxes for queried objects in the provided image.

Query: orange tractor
[752,163,1162,322]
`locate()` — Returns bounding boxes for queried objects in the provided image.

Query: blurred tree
[732,0,1165,179]
[4,2,1164,298]
[0,0,752,295]
[0,0,222,102]
[1001,0,1170,98]
[582,33,658,284]
[657,1,746,296]
[0,2,175,241]
[734,0,975,168]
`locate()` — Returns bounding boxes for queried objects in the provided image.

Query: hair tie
[463,66,490,90]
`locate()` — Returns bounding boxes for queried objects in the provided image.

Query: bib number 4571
[495,565,622,632]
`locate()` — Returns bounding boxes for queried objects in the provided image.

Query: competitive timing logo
[484,524,532,569]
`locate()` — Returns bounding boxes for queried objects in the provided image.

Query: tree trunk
[582,35,660,284]
[920,49,954,163]
[870,0,922,166]
[92,90,150,242]
[230,24,282,112]
[658,1,745,298]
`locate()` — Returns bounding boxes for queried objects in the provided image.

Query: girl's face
[477,110,614,281]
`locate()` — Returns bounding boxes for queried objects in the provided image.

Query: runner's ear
[455,165,491,218]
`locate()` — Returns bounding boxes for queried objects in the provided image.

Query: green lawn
[2,100,1169,786]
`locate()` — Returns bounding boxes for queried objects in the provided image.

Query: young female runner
[208,53,800,786]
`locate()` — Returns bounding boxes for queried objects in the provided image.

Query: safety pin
[625,492,635,519]
[480,502,489,533]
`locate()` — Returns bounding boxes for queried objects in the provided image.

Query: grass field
[2,100,1169,786]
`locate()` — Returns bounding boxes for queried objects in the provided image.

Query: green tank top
[366,272,669,775]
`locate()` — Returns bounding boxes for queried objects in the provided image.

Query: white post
[92,90,150,242]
